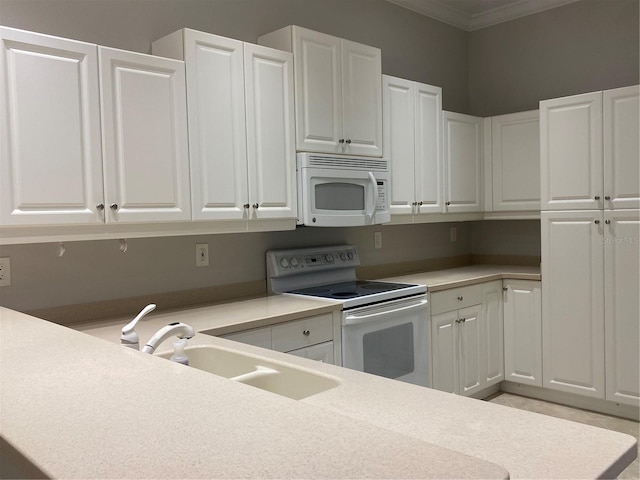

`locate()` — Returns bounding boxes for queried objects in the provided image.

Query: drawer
[272,314,333,353]
[430,285,482,314]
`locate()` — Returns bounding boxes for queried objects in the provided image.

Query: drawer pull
[457,296,463,301]
[303,329,310,336]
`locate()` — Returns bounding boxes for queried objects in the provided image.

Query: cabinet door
[503,280,542,387]
[383,75,415,215]
[458,304,483,396]
[0,27,103,226]
[540,92,603,210]
[604,210,640,406]
[604,85,639,210]
[541,211,605,398]
[341,39,382,157]
[443,111,482,213]
[431,310,458,394]
[244,44,296,220]
[415,82,443,214]
[491,110,540,211]
[481,281,504,386]
[292,27,342,154]
[99,47,190,223]
[183,31,248,221]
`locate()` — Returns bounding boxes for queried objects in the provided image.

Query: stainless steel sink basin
[159,345,339,400]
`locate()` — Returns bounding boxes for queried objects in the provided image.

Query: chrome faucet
[140,322,195,354]
[121,304,195,353]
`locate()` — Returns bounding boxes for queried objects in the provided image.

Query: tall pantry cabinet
[540,85,639,406]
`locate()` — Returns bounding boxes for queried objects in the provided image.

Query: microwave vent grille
[307,156,388,171]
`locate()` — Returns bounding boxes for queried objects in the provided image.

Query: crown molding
[386,0,582,31]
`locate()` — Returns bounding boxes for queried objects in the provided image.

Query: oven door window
[314,181,365,212]
[362,322,414,379]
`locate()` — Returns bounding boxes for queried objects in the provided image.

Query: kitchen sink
[159,345,340,400]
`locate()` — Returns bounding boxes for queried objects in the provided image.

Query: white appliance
[267,245,430,387]
[296,153,391,227]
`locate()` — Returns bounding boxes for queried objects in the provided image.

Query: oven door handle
[343,298,428,326]
[366,171,377,224]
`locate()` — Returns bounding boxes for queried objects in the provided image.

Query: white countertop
[3,265,636,479]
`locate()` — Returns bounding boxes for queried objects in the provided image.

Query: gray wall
[468,0,640,116]
[0,0,470,112]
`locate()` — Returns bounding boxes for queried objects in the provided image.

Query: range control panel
[267,245,360,277]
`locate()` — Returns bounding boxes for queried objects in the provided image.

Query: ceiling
[386,0,581,30]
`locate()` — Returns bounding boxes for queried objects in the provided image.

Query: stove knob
[340,253,347,261]
[347,251,354,260]
[280,257,290,268]
[290,257,299,267]
[325,254,333,262]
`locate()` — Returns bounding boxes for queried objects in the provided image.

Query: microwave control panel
[376,181,387,211]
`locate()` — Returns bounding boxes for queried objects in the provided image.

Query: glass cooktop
[287,280,415,300]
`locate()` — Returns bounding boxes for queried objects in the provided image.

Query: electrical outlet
[0,257,11,286]
[374,231,383,249]
[195,244,209,267]
[450,227,457,242]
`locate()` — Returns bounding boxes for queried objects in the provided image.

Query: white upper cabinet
[489,110,540,211]
[153,29,296,223]
[383,75,442,216]
[603,85,640,210]
[98,47,191,223]
[540,87,639,211]
[443,111,483,213]
[259,26,382,157]
[0,27,103,226]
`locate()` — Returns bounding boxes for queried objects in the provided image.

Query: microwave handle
[367,172,377,224]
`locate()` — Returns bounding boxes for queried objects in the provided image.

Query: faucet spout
[141,322,195,354]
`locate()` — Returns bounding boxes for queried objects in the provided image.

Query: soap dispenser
[169,338,189,366]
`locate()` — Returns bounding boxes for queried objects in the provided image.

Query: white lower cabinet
[430,281,503,397]
[503,280,542,387]
[221,313,338,365]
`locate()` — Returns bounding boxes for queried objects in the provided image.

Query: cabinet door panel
[293,27,342,153]
[482,281,504,386]
[605,210,640,406]
[99,47,190,223]
[503,280,542,386]
[184,31,247,220]
[341,39,382,156]
[415,83,443,213]
[431,311,458,394]
[383,75,415,215]
[443,111,482,213]
[491,110,540,211]
[541,211,605,398]
[604,85,639,210]
[0,27,103,225]
[244,44,296,219]
[540,92,602,210]
[458,305,482,396]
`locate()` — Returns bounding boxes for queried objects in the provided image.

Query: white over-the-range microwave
[296,153,391,227]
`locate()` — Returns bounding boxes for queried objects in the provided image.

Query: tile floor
[486,392,639,479]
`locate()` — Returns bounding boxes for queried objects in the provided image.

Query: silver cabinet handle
[594,195,600,200]
[110,203,118,211]
[418,201,423,206]
[339,139,345,144]
[412,201,417,206]
[345,139,352,144]
[96,203,105,211]
[446,201,451,206]
[243,203,250,209]
[503,287,508,291]
[460,318,466,323]
[594,220,600,224]
[605,219,611,224]
[457,296,463,301]
[303,329,310,336]
[253,203,259,209]
[605,195,611,200]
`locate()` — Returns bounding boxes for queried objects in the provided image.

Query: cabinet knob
[457,296,463,301]
[110,203,118,211]
[446,201,451,206]
[594,220,600,224]
[96,203,105,211]
[243,204,250,209]
[303,329,310,336]
[503,287,508,291]
[418,201,423,206]
[605,219,611,225]
[605,195,611,200]
[345,139,352,144]
[339,139,345,144]
[460,317,466,323]
[412,201,417,206]
[594,195,600,200]
[253,203,259,209]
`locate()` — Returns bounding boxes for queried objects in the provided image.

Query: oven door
[341,295,430,387]
[298,167,390,227]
